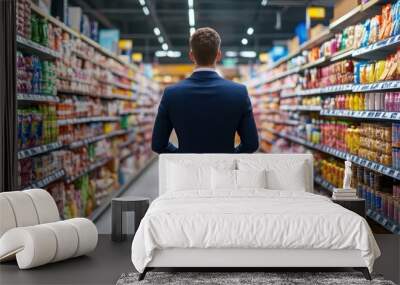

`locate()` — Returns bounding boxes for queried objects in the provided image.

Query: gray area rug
[116,272,395,285]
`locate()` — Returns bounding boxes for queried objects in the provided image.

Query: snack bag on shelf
[380,4,393,40]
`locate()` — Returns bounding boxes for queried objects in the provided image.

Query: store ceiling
[74,0,335,63]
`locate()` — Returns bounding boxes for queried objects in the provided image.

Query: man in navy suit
[152,27,259,153]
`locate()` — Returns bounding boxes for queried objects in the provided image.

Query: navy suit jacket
[151,71,259,154]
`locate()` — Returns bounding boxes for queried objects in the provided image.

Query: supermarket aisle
[95,158,159,234]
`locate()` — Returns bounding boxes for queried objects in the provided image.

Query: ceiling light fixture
[167,51,181,58]
[155,51,167,57]
[158,36,164,43]
[188,8,195,26]
[240,51,257,58]
[225,51,238,57]
[190,27,196,36]
[241,38,248,45]
[162,43,168,51]
[261,0,268,6]
[247,27,254,35]
[142,6,150,15]
[153,27,161,36]
[188,0,193,8]
[155,50,181,58]
[138,0,145,6]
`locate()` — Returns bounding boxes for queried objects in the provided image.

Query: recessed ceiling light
[167,51,181,58]
[247,27,254,35]
[188,0,193,8]
[241,38,248,45]
[261,0,268,6]
[188,8,195,26]
[155,51,167,57]
[153,27,161,36]
[162,43,168,51]
[225,51,238,57]
[190,27,196,36]
[158,36,164,43]
[138,0,145,6]
[240,51,257,58]
[142,6,150,15]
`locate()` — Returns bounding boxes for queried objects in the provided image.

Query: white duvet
[131,190,380,273]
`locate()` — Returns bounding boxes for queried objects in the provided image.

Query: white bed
[131,154,380,280]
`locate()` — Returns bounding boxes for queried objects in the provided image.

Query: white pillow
[166,160,235,191]
[236,169,267,189]
[211,169,268,190]
[211,168,237,190]
[237,159,307,191]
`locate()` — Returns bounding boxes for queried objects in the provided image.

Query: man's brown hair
[190,27,221,66]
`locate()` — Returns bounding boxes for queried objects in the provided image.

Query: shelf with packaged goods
[275,132,400,180]
[298,84,354,96]
[68,129,134,149]
[247,0,386,85]
[119,151,134,161]
[16,35,61,59]
[57,116,120,126]
[118,137,136,149]
[65,157,113,184]
[367,209,400,235]
[18,142,63,160]
[353,80,400,92]
[320,109,400,121]
[314,175,335,193]
[17,93,59,103]
[88,155,157,222]
[280,105,322,112]
[260,134,275,145]
[329,0,382,33]
[23,169,66,190]
[263,119,299,126]
[58,89,137,101]
[30,2,140,77]
[251,84,296,96]
[353,34,400,60]
[249,67,300,88]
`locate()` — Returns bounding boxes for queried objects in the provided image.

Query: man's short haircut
[189,27,221,66]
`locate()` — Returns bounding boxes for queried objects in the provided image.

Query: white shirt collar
[193,67,216,73]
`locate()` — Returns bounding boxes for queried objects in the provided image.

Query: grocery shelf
[353,34,400,60]
[320,109,400,121]
[88,155,157,222]
[18,142,63,160]
[17,93,59,103]
[266,119,299,126]
[260,135,275,145]
[298,84,354,96]
[16,35,61,59]
[277,132,400,180]
[65,157,113,184]
[280,92,298,99]
[366,209,400,235]
[251,84,296,96]
[248,67,300,88]
[353,80,400,92]
[329,49,354,62]
[68,129,132,149]
[119,151,134,161]
[118,137,136,148]
[280,105,321,112]
[57,116,120,126]
[23,169,65,190]
[300,56,329,71]
[314,175,335,193]
[329,0,380,33]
